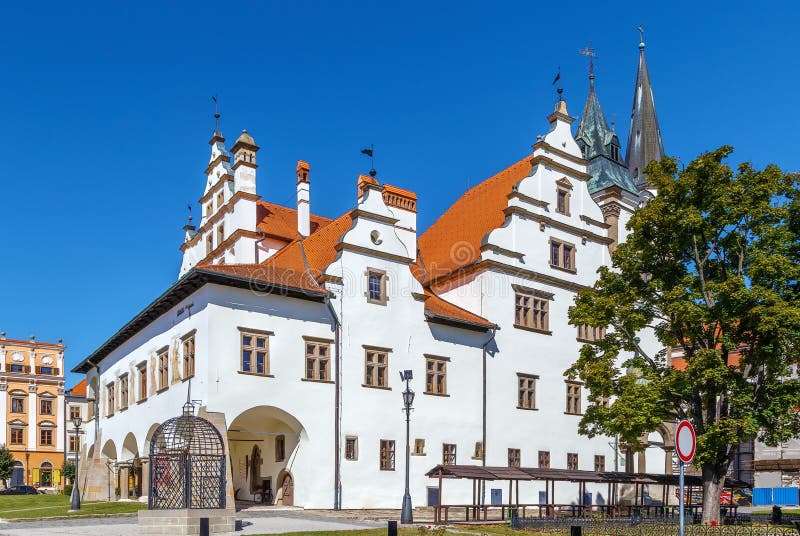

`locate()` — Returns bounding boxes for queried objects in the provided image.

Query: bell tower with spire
[625,27,664,194]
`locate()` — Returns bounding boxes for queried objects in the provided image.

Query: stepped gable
[417,154,535,283]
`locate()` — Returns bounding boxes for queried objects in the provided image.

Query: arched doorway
[276,470,294,506]
[39,461,53,488]
[227,406,306,505]
[121,432,141,499]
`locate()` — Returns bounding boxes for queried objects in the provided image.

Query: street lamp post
[400,370,415,524]
[69,417,81,511]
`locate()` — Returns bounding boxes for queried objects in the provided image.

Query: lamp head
[71,416,82,429]
[402,388,415,408]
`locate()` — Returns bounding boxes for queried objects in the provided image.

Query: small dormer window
[610,144,620,161]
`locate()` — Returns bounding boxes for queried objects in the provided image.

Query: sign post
[676,420,696,536]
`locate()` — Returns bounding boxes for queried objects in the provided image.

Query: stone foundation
[137,508,236,535]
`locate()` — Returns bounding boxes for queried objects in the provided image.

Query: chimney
[296,160,311,237]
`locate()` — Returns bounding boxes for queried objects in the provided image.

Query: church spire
[625,27,664,190]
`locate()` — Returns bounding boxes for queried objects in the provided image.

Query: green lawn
[249,528,544,536]
[0,494,146,519]
[751,508,800,515]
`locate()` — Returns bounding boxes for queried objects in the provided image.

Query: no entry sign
[676,420,696,463]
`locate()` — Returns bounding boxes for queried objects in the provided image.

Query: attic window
[610,144,620,161]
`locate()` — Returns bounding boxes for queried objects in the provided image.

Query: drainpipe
[481,326,497,507]
[325,295,342,510]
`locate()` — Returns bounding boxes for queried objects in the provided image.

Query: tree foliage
[62,461,76,482]
[0,444,14,486]
[567,147,800,522]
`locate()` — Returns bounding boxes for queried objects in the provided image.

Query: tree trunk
[700,465,726,525]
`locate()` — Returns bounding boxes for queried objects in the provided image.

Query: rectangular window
[514,289,550,332]
[345,436,358,461]
[158,350,169,390]
[106,383,115,416]
[508,448,521,468]
[69,435,80,452]
[594,455,606,472]
[9,364,25,373]
[11,398,24,413]
[538,450,550,469]
[567,452,579,470]
[39,399,53,415]
[566,382,582,415]
[40,428,53,446]
[183,335,195,379]
[216,224,224,246]
[215,191,224,209]
[305,341,330,381]
[119,375,129,410]
[380,440,395,470]
[550,239,576,272]
[138,364,148,401]
[205,203,212,217]
[517,373,538,410]
[275,435,285,462]
[414,438,426,456]
[241,332,269,375]
[425,356,447,395]
[556,189,570,215]
[577,324,606,342]
[366,269,387,305]
[443,443,457,465]
[596,395,611,408]
[10,428,24,444]
[473,441,484,460]
[364,349,389,387]
[206,233,214,255]
[69,405,81,420]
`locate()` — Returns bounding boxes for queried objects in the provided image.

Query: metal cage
[148,403,226,510]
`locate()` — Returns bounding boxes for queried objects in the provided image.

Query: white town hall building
[73,38,672,509]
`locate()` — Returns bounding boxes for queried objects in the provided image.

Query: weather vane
[552,67,562,102]
[211,94,220,132]
[638,25,644,44]
[361,144,376,177]
[579,42,598,87]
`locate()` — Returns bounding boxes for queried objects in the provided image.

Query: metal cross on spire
[579,42,598,88]
[638,25,645,45]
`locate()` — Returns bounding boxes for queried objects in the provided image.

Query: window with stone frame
[11,397,24,413]
[39,398,53,416]
[517,373,538,410]
[183,334,195,379]
[366,269,388,305]
[69,434,80,452]
[595,395,611,408]
[577,324,606,343]
[138,363,148,401]
[215,191,224,210]
[204,203,213,217]
[205,233,214,255]
[550,238,576,272]
[40,428,53,446]
[216,223,224,247]
[345,436,358,460]
[380,439,395,470]
[69,405,81,420]
[106,383,115,416]
[567,452,579,470]
[514,287,551,332]
[594,455,606,472]
[119,375,129,410]
[275,435,285,462]
[364,348,389,388]
[473,441,484,460]
[556,188,571,216]
[305,339,330,381]
[566,381,582,415]
[241,330,270,375]
[442,443,457,465]
[538,450,550,469]
[425,356,447,395]
[413,438,426,456]
[508,448,521,468]
[10,428,24,444]
[158,349,169,390]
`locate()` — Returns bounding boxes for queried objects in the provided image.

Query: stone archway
[276,470,294,506]
[228,406,306,505]
[121,432,141,499]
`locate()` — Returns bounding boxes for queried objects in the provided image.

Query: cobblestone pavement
[0,510,385,536]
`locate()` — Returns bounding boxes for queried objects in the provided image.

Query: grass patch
[751,508,800,515]
[0,494,146,519]
[248,528,546,536]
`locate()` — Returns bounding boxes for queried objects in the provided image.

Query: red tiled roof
[423,289,495,329]
[300,210,355,275]
[257,200,332,242]
[418,154,534,283]
[69,378,87,396]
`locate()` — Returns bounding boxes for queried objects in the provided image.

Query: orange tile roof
[256,200,332,242]
[300,210,355,275]
[418,154,534,283]
[423,289,495,329]
[69,378,87,396]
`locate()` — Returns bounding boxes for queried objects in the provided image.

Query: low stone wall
[137,508,236,535]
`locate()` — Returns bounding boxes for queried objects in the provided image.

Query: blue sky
[1,1,797,387]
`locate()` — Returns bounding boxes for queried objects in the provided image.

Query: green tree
[567,147,800,523]
[0,444,14,488]
[62,461,76,482]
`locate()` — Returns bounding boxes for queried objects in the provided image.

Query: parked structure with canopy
[426,465,749,523]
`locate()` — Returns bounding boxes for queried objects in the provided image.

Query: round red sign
[676,420,696,463]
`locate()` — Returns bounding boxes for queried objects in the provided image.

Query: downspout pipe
[325,295,342,510]
[481,326,497,506]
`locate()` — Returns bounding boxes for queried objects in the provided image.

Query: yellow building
[1,333,66,490]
